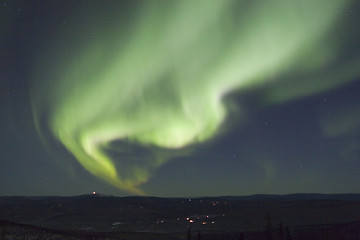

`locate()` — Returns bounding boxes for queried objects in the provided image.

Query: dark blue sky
[1,0,360,197]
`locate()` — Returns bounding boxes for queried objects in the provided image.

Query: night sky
[1,0,360,197]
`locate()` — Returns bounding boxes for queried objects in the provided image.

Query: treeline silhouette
[0,220,123,240]
[265,214,292,240]
[1,217,360,240]
[186,214,359,240]
[185,215,292,240]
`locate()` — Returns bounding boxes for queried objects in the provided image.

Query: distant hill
[0,193,359,235]
[219,193,360,201]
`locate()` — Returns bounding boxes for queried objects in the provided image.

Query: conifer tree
[278,222,284,240]
[197,231,202,240]
[266,214,273,240]
[187,228,191,240]
[0,225,6,240]
[285,226,292,240]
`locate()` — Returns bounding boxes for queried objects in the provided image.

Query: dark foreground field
[0,193,360,240]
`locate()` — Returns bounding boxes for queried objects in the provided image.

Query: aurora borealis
[1,0,360,196]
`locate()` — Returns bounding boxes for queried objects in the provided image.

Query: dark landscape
[1,193,360,240]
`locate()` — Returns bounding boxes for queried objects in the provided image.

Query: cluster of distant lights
[185,216,216,225]
[154,198,227,226]
[155,216,217,225]
[90,194,227,226]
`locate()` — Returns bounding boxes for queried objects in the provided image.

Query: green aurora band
[31,0,360,194]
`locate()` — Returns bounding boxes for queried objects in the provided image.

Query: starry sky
[1,0,360,197]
